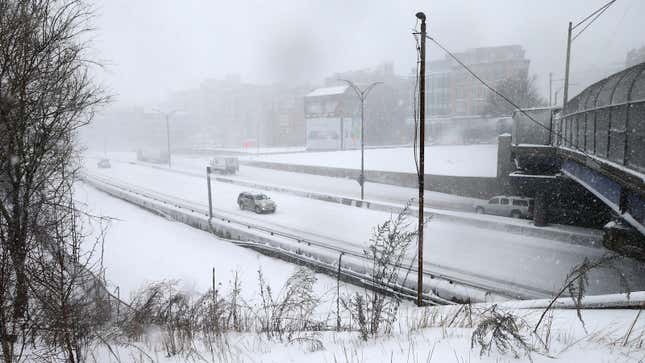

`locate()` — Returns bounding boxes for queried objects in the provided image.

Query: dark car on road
[237,192,276,214]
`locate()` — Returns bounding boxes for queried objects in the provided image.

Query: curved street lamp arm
[362,81,384,98]
[338,79,383,100]
[152,108,181,118]
[338,79,363,99]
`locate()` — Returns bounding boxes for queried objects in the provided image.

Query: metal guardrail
[82,172,554,303]
[88,156,604,247]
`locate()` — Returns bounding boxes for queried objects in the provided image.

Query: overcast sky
[90,0,645,107]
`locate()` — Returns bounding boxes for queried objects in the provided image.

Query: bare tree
[26,198,113,363]
[483,73,545,117]
[0,0,106,361]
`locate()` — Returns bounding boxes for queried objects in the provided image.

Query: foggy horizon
[91,0,645,109]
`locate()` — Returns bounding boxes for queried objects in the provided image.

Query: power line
[425,34,589,158]
[572,0,616,30]
[597,0,635,52]
[572,1,616,41]
[426,33,645,212]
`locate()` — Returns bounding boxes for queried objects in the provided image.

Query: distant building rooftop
[305,85,349,98]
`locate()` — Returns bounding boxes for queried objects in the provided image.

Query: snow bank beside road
[243,144,499,177]
[75,183,347,304]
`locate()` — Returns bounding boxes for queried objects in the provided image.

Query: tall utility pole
[339,79,383,200]
[563,21,572,106]
[415,11,426,307]
[548,72,553,106]
[563,0,617,107]
[153,108,178,168]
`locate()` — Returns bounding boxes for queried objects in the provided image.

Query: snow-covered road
[83,156,645,297]
[94,151,486,212]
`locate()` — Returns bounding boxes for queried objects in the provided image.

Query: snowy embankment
[241,144,499,177]
[91,297,645,363]
[76,182,357,308]
[78,180,645,363]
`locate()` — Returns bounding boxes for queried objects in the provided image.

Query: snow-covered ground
[91,302,645,363]
[76,182,355,308]
[78,179,645,363]
[241,144,498,177]
[82,157,645,297]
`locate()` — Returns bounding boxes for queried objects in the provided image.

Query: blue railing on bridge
[556,62,645,175]
[512,63,645,234]
[513,62,645,177]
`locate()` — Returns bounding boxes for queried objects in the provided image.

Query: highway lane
[95,151,485,213]
[84,158,645,297]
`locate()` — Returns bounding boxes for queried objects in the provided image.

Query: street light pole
[166,114,171,168]
[339,79,383,200]
[153,108,178,168]
[360,94,365,198]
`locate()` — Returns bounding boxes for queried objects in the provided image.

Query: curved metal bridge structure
[511,62,645,237]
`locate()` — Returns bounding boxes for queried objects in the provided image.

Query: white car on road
[474,196,534,219]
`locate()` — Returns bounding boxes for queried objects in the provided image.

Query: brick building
[427,45,530,117]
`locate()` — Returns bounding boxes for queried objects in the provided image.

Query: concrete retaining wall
[239,160,505,199]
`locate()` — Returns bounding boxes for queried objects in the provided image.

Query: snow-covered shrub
[343,202,420,340]
[534,253,631,336]
[256,267,323,342]
[121,280,195,357]
[471,304,534,360]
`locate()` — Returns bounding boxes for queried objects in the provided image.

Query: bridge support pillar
[533,190,548,227]
[496,134,513,193]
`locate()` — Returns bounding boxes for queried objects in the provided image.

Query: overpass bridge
[510,62,645,240]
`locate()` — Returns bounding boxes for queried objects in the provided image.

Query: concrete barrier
[213,175,603,248]
[239,160,505,199]
[95,157,602,248]
[82,175,528,303]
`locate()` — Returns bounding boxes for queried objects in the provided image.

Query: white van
[209,156,239,174]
